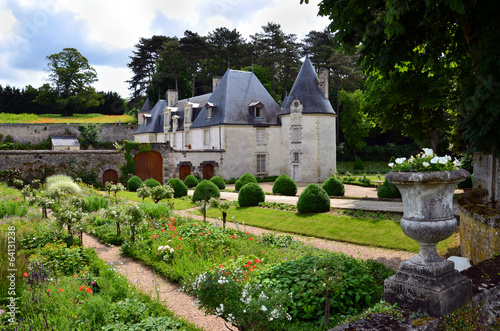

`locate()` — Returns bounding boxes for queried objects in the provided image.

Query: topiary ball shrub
[235,173,257,191]
[167,178,188,198]
[143,178,161,188]
[209,176,226,189]
[127,176,143,192]
[238,182,265,207]
[321,177,345,196]
[192,180,220,202]
[353,158,365,171]
[377,181,401,199]
[272,174,297,196]
[297,184,330,213]
[184,175,198,188]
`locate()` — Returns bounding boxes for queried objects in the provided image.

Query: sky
[0,0,331,99]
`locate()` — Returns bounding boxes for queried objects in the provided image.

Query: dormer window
[172,115,179,132]
[205,102,215,120]
[249,101,264,118]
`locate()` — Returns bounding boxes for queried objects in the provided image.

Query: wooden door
[135,151,163,183]
[102,169,118,185]
[203,164,214,180]
[179,165,191,180]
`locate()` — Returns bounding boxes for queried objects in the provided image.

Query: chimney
[212,76,222,92]
[166,89,178,107]
[318,69,329,99]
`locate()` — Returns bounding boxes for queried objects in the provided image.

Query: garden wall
[0,123,136,144]
[0,150,125,185]
[459,189,500,264]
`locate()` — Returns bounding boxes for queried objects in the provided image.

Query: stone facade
[0,124,135,144]
[473,153,499,208]
[0,150,125,184]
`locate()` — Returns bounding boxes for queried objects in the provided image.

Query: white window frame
[256,128,266,145]
[184,131,190,147]
[206,107,212,119]
[203,129,210,146]
[293,152,300,163]
[256,154,266,174]
[292,127,301,143]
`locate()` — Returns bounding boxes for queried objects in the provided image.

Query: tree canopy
[304,0,500,155]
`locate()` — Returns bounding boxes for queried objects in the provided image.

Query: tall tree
[207,27,249,74]
[42,48,102,116]
[180,31,208,97]
[339,89,370,157]
[303,0,500,155]
[127,36,169,99]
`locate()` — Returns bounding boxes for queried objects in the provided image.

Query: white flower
[438,157,448,164]
[388,162,395,168]
[261,305,268,312]
[258,291,269,301]
[215,303,224,316]
[423,162,430,167]
[453,158,461,167]
[422,148,434,157]
[430,156,439,164]
[395,157,406,164]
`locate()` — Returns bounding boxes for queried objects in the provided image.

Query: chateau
[134,57,337,182]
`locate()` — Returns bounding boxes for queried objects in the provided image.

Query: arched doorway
[135,151,163,183]
[102,169,118,185]
[179,165,191,180]
[203,164,214,180]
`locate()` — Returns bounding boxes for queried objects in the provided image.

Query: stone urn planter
[384,169,473,316]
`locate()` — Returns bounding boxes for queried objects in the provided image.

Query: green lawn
[0,113,136,124]
[116,191,196,210]
[195,205,456,254]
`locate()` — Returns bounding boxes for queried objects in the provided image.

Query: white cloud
[93,65,132,98]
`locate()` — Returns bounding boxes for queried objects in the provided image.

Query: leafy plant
[192,180,220,202]
[209,176,226,189]
[183,175,198,188]
[150,185,173,204]
[272,174,297,196]
[377,181,401,199]
[238,182,265,207]
[297,184,330,213]
[389,148,461,172]
[353,158,365,171]
[235,173,257,191]
[209,198,234,228]
[167,178,188,198]
[143,178,161,188]
[321,177,345,196]
[127,176,143,192]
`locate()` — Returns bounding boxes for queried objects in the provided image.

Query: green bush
[321,177,345,196]
[353,158,365,171]
[167,178,188,198]
[192,180,220,202]
[183,175,198,188]
[377,181,401,198]
[209,176,226,189]
[238,182,265,206]
[143,178,161,188]
[272,174,297,196]
[297,184,330,213]
[127,176,143,192]
[235,173,257,191]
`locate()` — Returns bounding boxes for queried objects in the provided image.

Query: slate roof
[281,56,336,115]
[190,69,281,129]
[51,136,80,147]
[139,96,153,113]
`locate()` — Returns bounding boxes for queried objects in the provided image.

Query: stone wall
[0,150,126,184]
[473,153,499,208]
[0,123,136,144]
[459,189,500,264]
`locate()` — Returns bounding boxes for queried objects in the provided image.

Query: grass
[0,113,136,124]
[195,205,457,254]
[116,191,196,210]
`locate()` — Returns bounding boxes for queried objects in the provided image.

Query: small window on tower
[293,152,300,163]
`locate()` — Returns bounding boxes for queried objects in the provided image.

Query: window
[292,127,301,143]
[256,129,266,145]
[206,107,212,119]
[203,129,210,145]
[254,107,262,118]
[184,132,190,147]
[293,152,300,163]
[249,102,264,118]
[256,155,266,174]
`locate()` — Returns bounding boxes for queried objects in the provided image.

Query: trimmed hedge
[127,176,143,192]
[184,175,198,188]
[272,174,297,196]
[238,182,265,207]
[235,173,257,191]
[192,180,220,202]
[353,158,365,171]
[143,178,161,188]
[297,184,330,213]
[167,178,188,198]
[209,176,226,189]
[377,181,401,199]
[322,177,345,196]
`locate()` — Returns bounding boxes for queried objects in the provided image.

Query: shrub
[167,178,188,198]
[272,174,297,196]
[209,176,226,189]
[127,176,143,192]
[192,180,220,202]
[321,177,345,196]
[184,175,198,188]
[297,184,330,213]
[143,178,160,188]
[150,185,173,203]
[238,182,265,207]
[377,181,401,198]
[353,158,365,171]
[234,173,257,191]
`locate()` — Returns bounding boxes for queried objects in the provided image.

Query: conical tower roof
[281,57,335,115]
